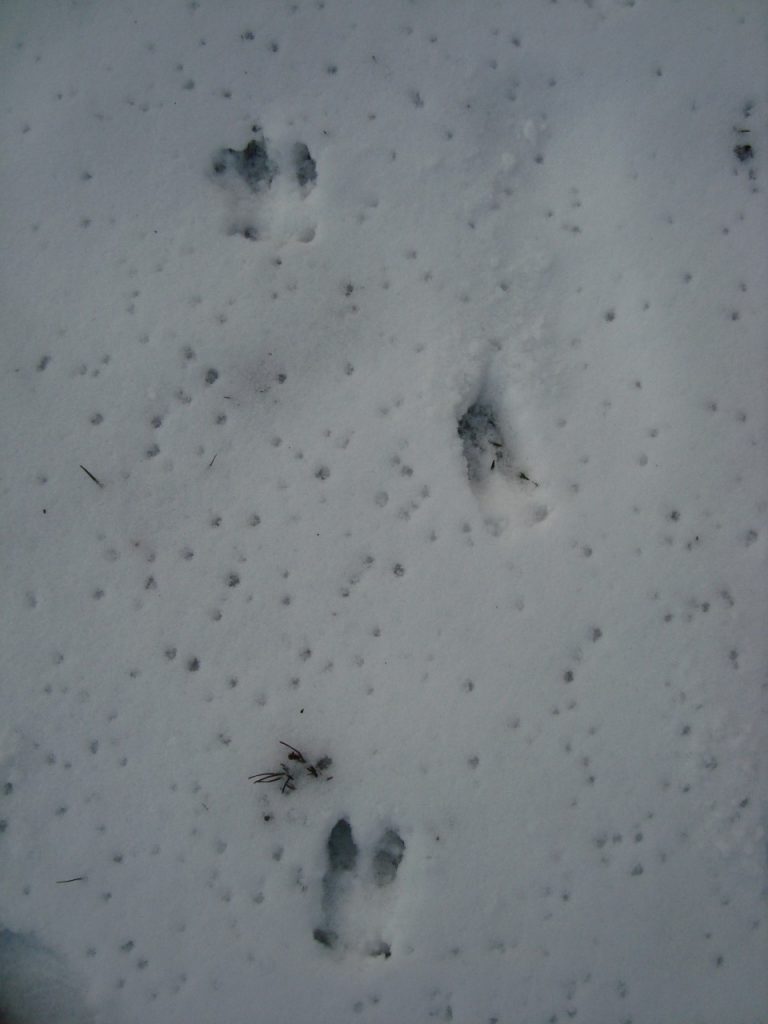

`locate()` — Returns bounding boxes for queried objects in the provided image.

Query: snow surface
[1,1,766,1022]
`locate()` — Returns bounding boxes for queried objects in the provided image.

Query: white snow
[0,1,766,1022]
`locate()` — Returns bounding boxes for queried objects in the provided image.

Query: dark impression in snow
[213,131,276,192]
[293,142,317,188]
[212,132,317,192]
[458,400,508,481]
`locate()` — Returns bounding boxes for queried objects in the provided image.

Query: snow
[0,0,766,1021]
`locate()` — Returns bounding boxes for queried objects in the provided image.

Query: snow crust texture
[0,0,766,1022]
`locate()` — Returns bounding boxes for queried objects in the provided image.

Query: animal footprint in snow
[211,129,317,244]
[458,401,509,483]
[314,820,405,958]
[457,392,547,531]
